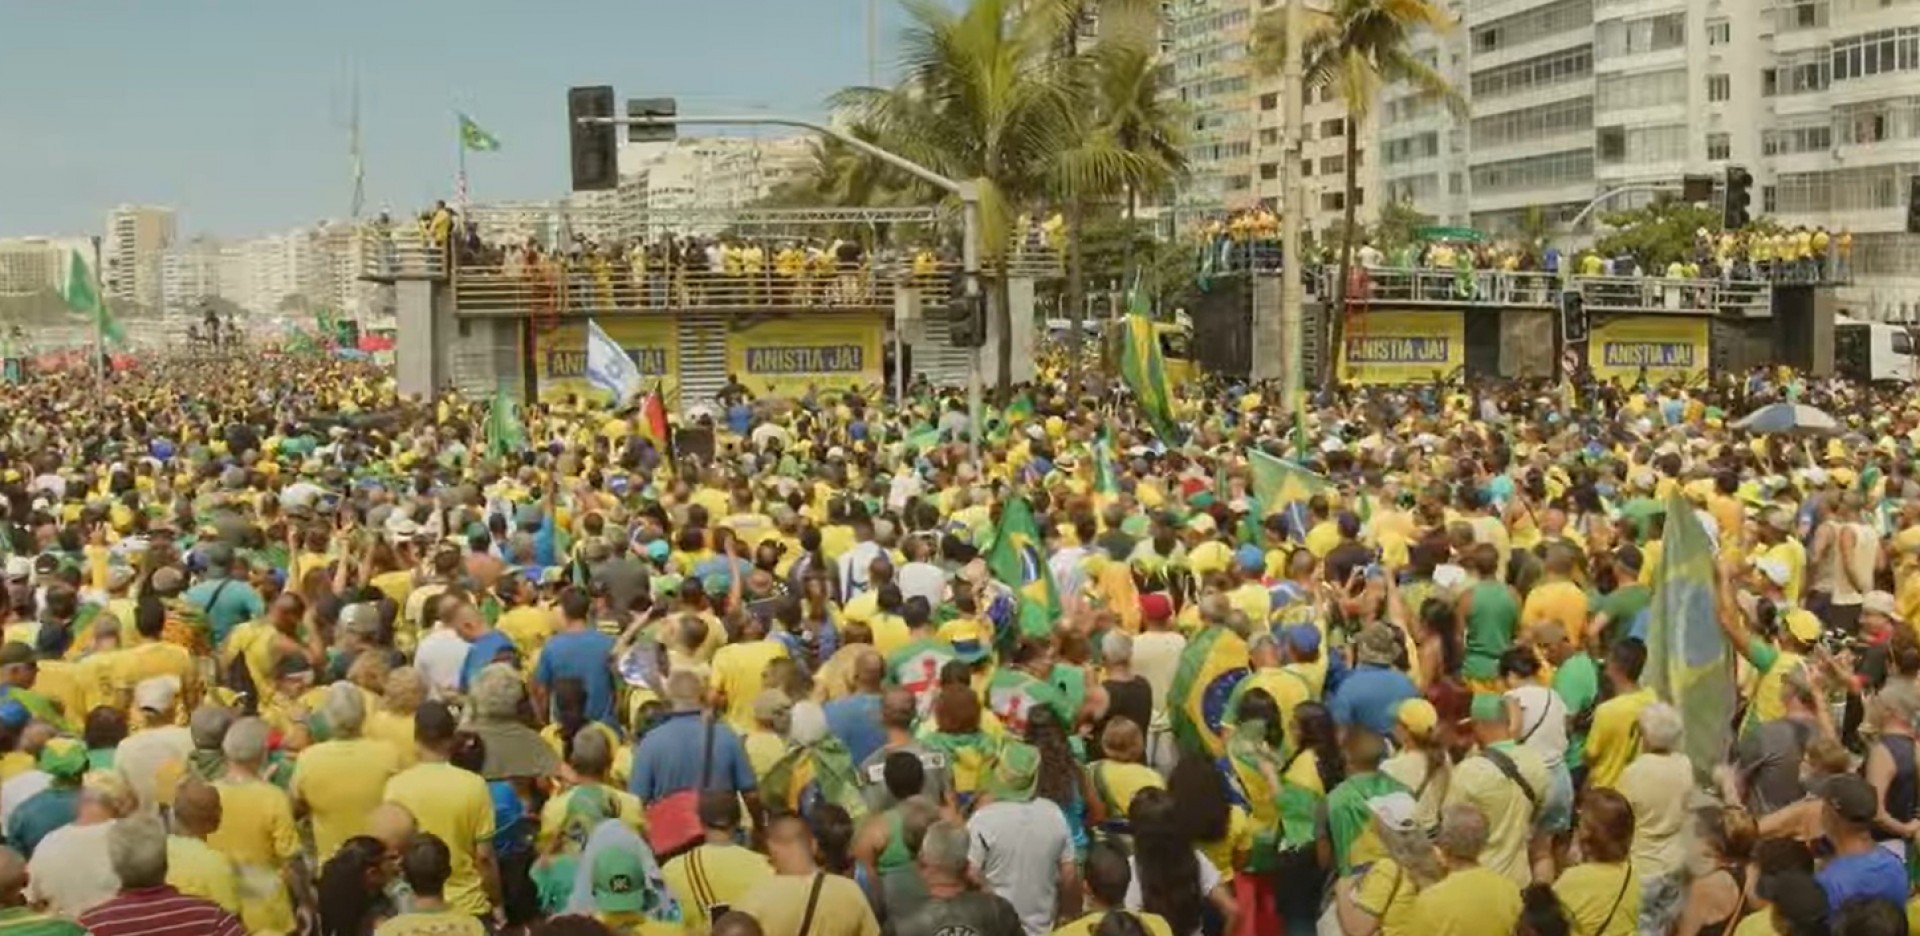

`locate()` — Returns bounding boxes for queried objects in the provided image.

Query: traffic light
[947,274,986,348]
[1723,165,1753,229]
[568,86,617,192]
[627,98,678,144]
[1907,175,1920,234]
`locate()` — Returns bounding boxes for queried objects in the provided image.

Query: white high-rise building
[1166,0,1376,236]
[0,238,64,297]
[103,205,177,311]
[160,238,225,314]
[1373,0,1920,314]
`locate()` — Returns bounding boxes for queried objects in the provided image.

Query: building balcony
[1573,275,1772,314]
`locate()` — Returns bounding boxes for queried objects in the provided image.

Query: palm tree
[1052,41,1187,397]
[1254,0,1462,381]
[838,0,1107,400]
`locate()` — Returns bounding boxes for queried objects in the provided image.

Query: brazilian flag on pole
[61,250,123,346]
[1249,448,1331,541]
[459,113,500,152]
[985,495,1060,643]
[1169,626,1250,757]
[1092,429,1120,504]
[1645,492,1735,782]
[1118,273,1184,444]
[484,388,527,460]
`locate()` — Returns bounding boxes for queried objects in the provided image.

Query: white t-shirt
[415,626,473,700]
[968,799,1072,936]
[1132,632,1188,717]
[1506,684,1569,770]
[0,769,49,827]
[26,820,120,918]
[1124,850,1224,936]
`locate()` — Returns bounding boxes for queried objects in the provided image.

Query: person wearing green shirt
[1538,622,1599,781]
[1455,543,1519,690]
[1588,545,1650,647]
[1322,730,1409,875]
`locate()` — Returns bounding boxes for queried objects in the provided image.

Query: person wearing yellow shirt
[1332,791,1434,936]
[711,615,792,734]
[205,718,303,935]
[1303,499,1341,560]
[736,814,881,936]
[1088,719,1164,829]
[536,731,644,854]
[110,606,198,718]
[1753,510,1807,605]
[168,778,243,915]
[1410,802,1523,936]
[493,575,555,661]
[1052,842,1174,936]
[290,684,402,862]
[659,791,774,932]
[384,701,500,921]
[374,833,489,936]
[1551,789,1640,936]
[1585,640,1657,791]
[1521,545,1589,642]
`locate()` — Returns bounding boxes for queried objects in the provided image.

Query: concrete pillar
[394,279,439,400]
[978,277,1037,385]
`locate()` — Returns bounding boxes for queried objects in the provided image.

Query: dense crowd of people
[6,346,1920,936]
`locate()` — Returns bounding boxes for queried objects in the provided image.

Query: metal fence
[449,260,965,316]
[357,229,446,281]
[1328,267,1561,308]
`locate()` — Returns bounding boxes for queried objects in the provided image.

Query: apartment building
[1167,0,1376,236]
[103,205,177,311]
[1372,0,1920,315]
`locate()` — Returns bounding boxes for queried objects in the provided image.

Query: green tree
[1254,0,1462,381]
[1593,198,1721,269]
[839,0,1140,400]
[1370,200,1433,258]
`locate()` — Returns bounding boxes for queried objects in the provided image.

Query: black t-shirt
[1094,676,1154,761]
[888,891,1024,936]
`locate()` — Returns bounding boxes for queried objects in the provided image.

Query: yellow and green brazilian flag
[1169,625,1251,757]
[1644,491,1734,782]
[985,495,1060,644]
[1248,448,1331,540]
[458,113,501,152]
[1118,274,1184,444]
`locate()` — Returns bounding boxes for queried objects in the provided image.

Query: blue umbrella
[1731,402,1839,435]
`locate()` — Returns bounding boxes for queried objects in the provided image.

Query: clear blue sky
[0,0,905,239]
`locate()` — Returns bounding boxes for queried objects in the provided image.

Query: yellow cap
[1784,608,1822,643]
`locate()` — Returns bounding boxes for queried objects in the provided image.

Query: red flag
[639,391,669,447]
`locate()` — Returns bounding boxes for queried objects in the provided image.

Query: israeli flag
[584,319,641,405]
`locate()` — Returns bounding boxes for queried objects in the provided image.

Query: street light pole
[579,113,986,463]
[1279,0,1305,410]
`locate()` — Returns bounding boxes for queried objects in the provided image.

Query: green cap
[1469,693,1508,724]
[983,741,1041,803]
[591,845,654,914]
[39,737,88,779]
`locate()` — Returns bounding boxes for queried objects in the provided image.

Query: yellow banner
[1588,316,1708,385]
[534,317,680,407]
[726,314,884,399]
[1336,310,1465,384]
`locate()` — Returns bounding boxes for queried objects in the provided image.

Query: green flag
[459,113,501,152]
[1092,429,1119,500]
[1118,274,1183,443]
[985,495,1060,643]
[61,250,123,346]
[1247,449,1331,517]
[1645,492,1735,782]
[485,389,527,460]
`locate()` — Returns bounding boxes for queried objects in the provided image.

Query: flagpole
[88,236,104,389]
[456,114,468,209]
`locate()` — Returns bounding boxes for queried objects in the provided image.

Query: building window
[1321,191,1345,211]
[1596,12,1686,58]
[1260,162,1279,180]
[1259,128,1279,145]
[1302,160,1313,177]
[1763,185,1777,213]
[1470,45,1593,100]
[1226,174,1252,191]
[1321,154,1346,175]
[1707,18,1731,45]
[1320,117,1346,138]
[1708,73,1730,101]
[1260,93,1278,111]
[1469,148,1594,193]
[1470,98,1594,150]
[1706,132,1731,159]
[1830,26,1920,82]
[1469,0,1592,56]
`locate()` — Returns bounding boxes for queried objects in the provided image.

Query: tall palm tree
[1254,0,1461,381]
[838,0,1116,400]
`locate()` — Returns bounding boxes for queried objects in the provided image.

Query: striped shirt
[77,885,245,936]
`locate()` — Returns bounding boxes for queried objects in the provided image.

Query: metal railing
[357,230,447,281]
[450,260,961,316]
[1330,266,1560,308]
[1572,276,1734,314]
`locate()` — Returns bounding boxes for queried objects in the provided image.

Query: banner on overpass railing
[727,314,885,399]
[1336,310,1464,385]
[535,317,680,407]
[1588,316,1708,385]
